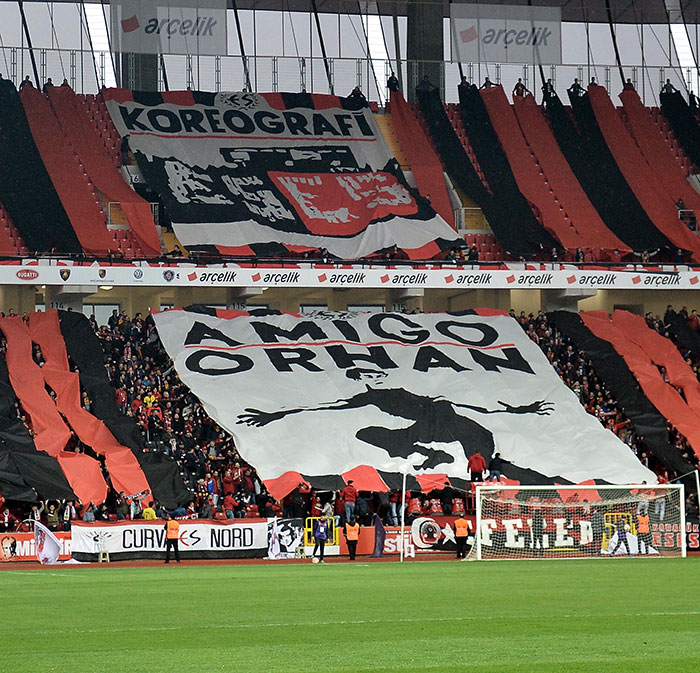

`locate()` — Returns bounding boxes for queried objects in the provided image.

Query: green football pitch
[2,558,699,673]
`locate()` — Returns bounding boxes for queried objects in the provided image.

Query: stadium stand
[1,302,697,529]
[586,85,700,259]
[0,315,108,506]
[549,92,670,254]
[417,87,542,258]
[660,89,700,170]
[20,86,117,256]
[46,87,162,257]
[2,73,700,265]
[388,90,455,228]
[511,94,629,257]
[456,84,559,255]
[0,201,27,257]
[620,89,700,216]
[0,79,82,254]
[83,94,123,167]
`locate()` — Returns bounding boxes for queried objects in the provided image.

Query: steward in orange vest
[453,513,470,560]
[637,513,652,555]
[164,515,181,564]
[344,517,361,561]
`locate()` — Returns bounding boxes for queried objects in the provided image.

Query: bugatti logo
[163,270,175,282]
[60,269,71,281]
[16,269,39,280]
[133,269,144,279]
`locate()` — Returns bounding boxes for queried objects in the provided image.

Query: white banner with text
[451,3,562,65]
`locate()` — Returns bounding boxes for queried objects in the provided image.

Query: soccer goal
[473,484,685,560]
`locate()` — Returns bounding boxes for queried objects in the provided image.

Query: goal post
[474,484,685,560]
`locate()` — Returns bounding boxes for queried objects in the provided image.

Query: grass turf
[2,558,699,673]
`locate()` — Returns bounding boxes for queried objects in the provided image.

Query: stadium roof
[26,0,699,24]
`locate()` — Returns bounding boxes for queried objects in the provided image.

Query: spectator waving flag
[267,517,282,560]
[34,520,61,565]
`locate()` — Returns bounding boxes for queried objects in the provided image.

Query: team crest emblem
[215,91,259,110]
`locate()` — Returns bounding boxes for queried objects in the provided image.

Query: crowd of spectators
[0,304,698,533]
[514,308,699,476]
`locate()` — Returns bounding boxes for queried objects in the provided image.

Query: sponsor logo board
[111,0,227,55]
[0,532,71,562]
[451,3,562,64]
[0,264,697,289]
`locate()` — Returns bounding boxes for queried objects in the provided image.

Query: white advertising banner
[111,0,227,55]
[71,519,270,560]
[154,309,654,486]
[1,261,700,289]
[451,3,562,65]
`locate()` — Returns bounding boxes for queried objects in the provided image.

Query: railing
[454,207,488,231]
[106,202,160,228]
[0,46,692,106]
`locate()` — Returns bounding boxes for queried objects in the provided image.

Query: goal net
[473,484,685,560]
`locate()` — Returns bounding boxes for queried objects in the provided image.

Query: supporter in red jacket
[468,452,487,482]
[0,506,17,532]
[223,493,237,519]
[340,481,358,521]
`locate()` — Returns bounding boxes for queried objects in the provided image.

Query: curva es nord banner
[451,3,561,65]
[104,90,460,259]
[111,0,227,55]
[153,309,655,487]
[70,519,278,561]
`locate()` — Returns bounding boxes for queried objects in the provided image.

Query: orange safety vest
[637,514,649,534]
[345,523,360,541]
[454,518,470,537]
[166,520,180,540]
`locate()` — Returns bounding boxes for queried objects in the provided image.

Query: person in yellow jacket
[142,502,157,520]
[453,512,470,559]
[164,514,181,564]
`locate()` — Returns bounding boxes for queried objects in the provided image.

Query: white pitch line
[55,611,700,634]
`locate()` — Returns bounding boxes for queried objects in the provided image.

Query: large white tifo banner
[154,309,654,486]
[111,0,227,55]
[451,3,562,64]
[71,519,271,560]
[105,91,459,259]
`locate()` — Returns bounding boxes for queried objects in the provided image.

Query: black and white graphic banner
[104,91,460,259]
[71,519,270,560]
[154,309,654,486]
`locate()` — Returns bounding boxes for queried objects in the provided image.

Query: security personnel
[344,516,360,561]
[637,512,651,555]
[164,514,181,564]
[454,512,470,559]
